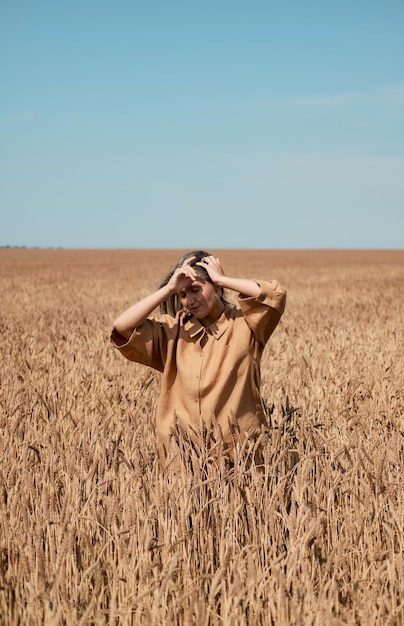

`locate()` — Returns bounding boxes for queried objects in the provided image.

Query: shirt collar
[183,306,230,340]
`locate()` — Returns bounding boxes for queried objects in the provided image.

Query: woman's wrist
[160,283,176,299]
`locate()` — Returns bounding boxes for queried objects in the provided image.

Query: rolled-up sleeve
[238,279,287,345]
[110,321,166,372]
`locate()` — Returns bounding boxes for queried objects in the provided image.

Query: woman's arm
[197,256,260,298]
[114,285,172,339]
[113,257,199,339]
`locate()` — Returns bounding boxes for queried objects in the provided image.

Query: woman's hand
[195,255,224,285]
[166,256,198,294]
[196,255,225,285]
[198,255,260,298]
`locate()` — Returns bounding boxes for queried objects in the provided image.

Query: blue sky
[1,0,403,249]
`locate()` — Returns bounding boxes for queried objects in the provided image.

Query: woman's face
[178,277,223,326]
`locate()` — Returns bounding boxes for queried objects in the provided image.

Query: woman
[111,250,286,466]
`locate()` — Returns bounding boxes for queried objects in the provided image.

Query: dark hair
[159,250,228,316]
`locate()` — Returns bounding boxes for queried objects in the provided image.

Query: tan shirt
[111,279,286,458]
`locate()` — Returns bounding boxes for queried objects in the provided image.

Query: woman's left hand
[196,256,225,284]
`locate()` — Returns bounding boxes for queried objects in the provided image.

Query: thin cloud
[211,151,404,202]
[3,111,39,123]
[381,84,404,105]
[201,83,404,111]
[289,93,359,108]
[287,84,404,109]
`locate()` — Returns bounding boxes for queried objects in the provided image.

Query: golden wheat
[0,248,403,625]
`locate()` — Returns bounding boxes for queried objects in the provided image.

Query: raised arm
[196,256,260,298]
[113,258,200,339]
[113,286,170,339]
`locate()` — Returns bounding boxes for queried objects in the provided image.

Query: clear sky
[1,0,403,249]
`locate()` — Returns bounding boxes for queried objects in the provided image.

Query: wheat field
[0,248,403,625]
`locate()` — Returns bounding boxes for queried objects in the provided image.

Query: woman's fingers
[196,256,223,276]
[171,264,197,290]
[179,265,197,280]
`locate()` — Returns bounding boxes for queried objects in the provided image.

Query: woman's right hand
[166,257,198,294]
